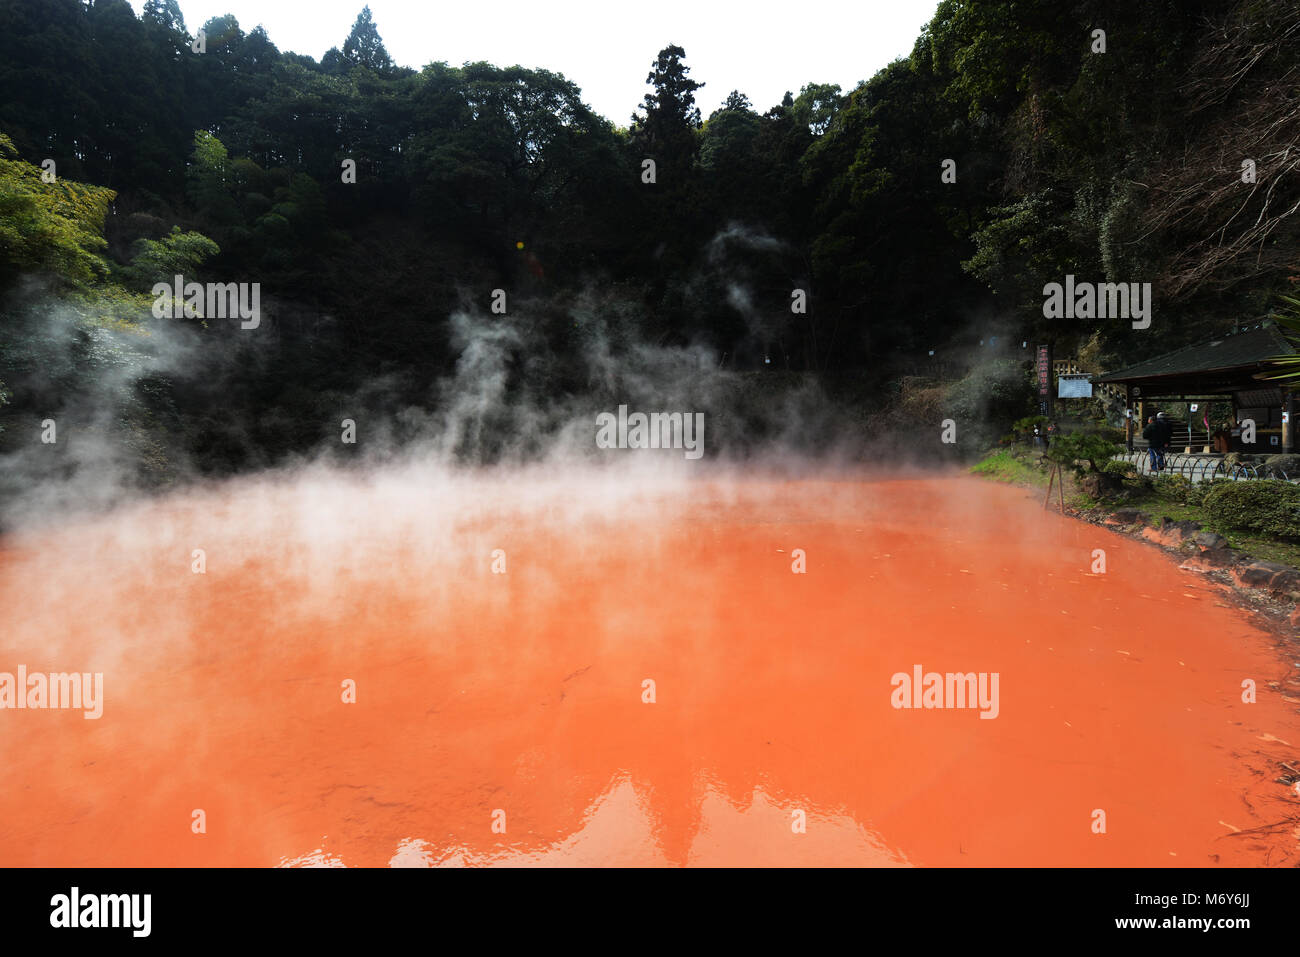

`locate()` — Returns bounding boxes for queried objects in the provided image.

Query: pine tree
[341,6,393,74]
[630,45,703,176]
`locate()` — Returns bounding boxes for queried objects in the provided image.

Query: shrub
[944,359,1036,449]
[1263,454,1300,477]
[1201,480,1300,539]
[1012,414,1050,434]
[1101,458,1137,478]
[1185,478,1224,507]
[1045,432,1122,475]
[1152,472,1192,502]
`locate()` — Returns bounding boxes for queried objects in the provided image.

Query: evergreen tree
[341,6,394,74]
[630,44,703,164]
[141,0,185,32]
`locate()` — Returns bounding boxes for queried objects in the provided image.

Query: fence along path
[1111,451,1295,482]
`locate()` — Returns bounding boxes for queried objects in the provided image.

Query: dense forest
[0,0,1297,503]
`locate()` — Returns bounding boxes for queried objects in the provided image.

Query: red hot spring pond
[1,465,1297,866]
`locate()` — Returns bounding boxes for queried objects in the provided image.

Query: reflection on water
[277,774,909,867]
[279,847,347,868]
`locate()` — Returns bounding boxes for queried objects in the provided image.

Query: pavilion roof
[1095,322,1295,385]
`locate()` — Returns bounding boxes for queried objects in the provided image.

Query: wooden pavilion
[1095,322,1298,453]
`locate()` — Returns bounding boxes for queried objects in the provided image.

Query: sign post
[1036,344,1053,418]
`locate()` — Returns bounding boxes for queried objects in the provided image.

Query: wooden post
[1043,463,1066,513]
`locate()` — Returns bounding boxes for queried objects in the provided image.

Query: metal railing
[1111,452,1293,482]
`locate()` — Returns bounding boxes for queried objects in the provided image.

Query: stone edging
[1068,504,1300,633]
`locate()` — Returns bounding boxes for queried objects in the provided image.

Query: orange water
[1,470,1297,866]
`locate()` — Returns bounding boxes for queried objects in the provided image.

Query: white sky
[128,0,941,125]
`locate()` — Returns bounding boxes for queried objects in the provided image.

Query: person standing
[1154,412,1172,470]
[1142,416,1161,472]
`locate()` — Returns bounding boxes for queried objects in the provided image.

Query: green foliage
[1185,479,1225,507]
[635,44,703,131]
[121,226,220,289]
[406,61,624,262]
[1045,432,1121,474]
[1259,296,1300,381]
[341,6,393,74]
[791,83,844,135]
[1012,414,1049,430]
[629,44,704,198]
[962,191,1078,326]
[0,0,1295,484]
[945,359,1034,422]
[922,0,1071,120]
[699,107,762,172]
[0,132,116,288]
[970,448,1046,485]
[1151,471,1192,501]
[69,285,156,330]
[187,130,242,230]
[141,0,186,32]
[1010,414,1050,441]
[1202,480,1300,539]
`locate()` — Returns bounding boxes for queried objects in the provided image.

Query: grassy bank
[969,448,1051,487]
[970,446,1300,568]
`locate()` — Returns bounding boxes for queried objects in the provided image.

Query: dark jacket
[1143,422,1172,447]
